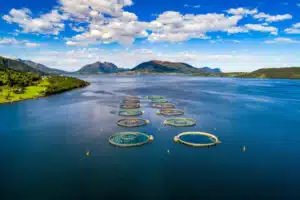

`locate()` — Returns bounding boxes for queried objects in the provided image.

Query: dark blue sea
[1,75,300,200]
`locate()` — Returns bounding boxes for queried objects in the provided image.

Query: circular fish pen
[120,104,140,109]
[124,96,140,100]
[123,99,140,104]
[174,132,221,147]
[109,132,153,147]
[157,109,184,116]
[164,118,196,127]
[152,103,175,109]
[146,96,164,100]
[117,118,150,127]
[151,99,168,103]
[119,109,143,116]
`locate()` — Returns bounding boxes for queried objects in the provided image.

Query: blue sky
[0,0,300,72]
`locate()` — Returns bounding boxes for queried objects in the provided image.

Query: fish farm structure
[123,99,140,104]
[117,118,150,127]
[120,104,140,109]
[164,118,196,127]
[119,109,143,116]
[151,99,168,103]
[152,103,175,109]
[174,132,221,147]
[109,132,154,147]
[157,108,184,116]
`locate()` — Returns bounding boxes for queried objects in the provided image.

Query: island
[0,57,89,104]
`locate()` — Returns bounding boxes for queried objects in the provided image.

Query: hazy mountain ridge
[18,59,68,75]
[0,56,44,74]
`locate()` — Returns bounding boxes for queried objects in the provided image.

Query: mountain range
[3,55,300,79]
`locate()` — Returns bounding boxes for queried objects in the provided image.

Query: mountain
[131,60,217,74]
[76,61,126,74]
[18,59,68,75]
[0,56,44,74]
[200,66,221,73]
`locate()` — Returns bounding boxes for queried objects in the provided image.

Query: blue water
[1,75,300,199]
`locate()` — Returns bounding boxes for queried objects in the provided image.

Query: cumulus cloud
[226,7,257,15]
[264,37,300,44]
[2,8,67,35]
[0,37,40,47]
[285,23,300,34]
[148,11,242,42]
[244,24,278,35]
[253,12,292,22]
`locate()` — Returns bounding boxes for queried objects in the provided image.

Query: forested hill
[193,67,300,79]
[0,62,89,104]
[0,56,44,74]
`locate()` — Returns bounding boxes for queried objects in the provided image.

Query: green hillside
[193,67,300,79]
[0,61,89,104]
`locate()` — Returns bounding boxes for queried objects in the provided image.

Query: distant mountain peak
[76,61,126,74]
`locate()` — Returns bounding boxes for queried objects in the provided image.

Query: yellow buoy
[173,136,179,142]
[149,135,154,141]
[86,151,90,157]
[167,149,170,154]
[242,146,246,152]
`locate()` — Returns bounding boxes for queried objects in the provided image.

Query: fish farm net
[120,104,140,109]
[109,132,152,147]
[119,109,143,116]
[152,103,175,109]
[146,96,164,100]
[124,96,140,100]
[157,109,184,116]
[164,118,196,127]
[174,132,221,147]
[151,99,168,103]
[123,99,140,104]
[117,118,150,127]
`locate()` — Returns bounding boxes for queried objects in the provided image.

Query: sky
[0,0,300,72]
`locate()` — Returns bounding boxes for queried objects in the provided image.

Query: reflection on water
[1,75,300,200]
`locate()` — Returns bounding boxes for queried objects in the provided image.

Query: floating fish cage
[124,96,140,100]
[120,104,140,109]
[117,118,150,127]
[164,118,196,127]
[146,96,164,100]
[123,99,140,104]
[152,103,175,109]
[157,109,184,116]
[109,132,154,147]
[174,132,221,147]
[151,99,168,103]
[119,109,143,116]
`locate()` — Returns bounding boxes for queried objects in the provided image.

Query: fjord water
[1,75,300,199]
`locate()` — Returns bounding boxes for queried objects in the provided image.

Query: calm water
[1,75,300,200]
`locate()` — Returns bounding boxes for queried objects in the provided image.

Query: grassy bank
[0,75,89,104]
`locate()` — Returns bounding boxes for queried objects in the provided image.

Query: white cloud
[253,12,292,22]
[244,24,278,35]
[148,11,243,42]
[285,23,300,34]
[3,8,67,35]
[0,37,40,47]
[59,0,133,21]
[264,37,300,44]
[226,7,257,15]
